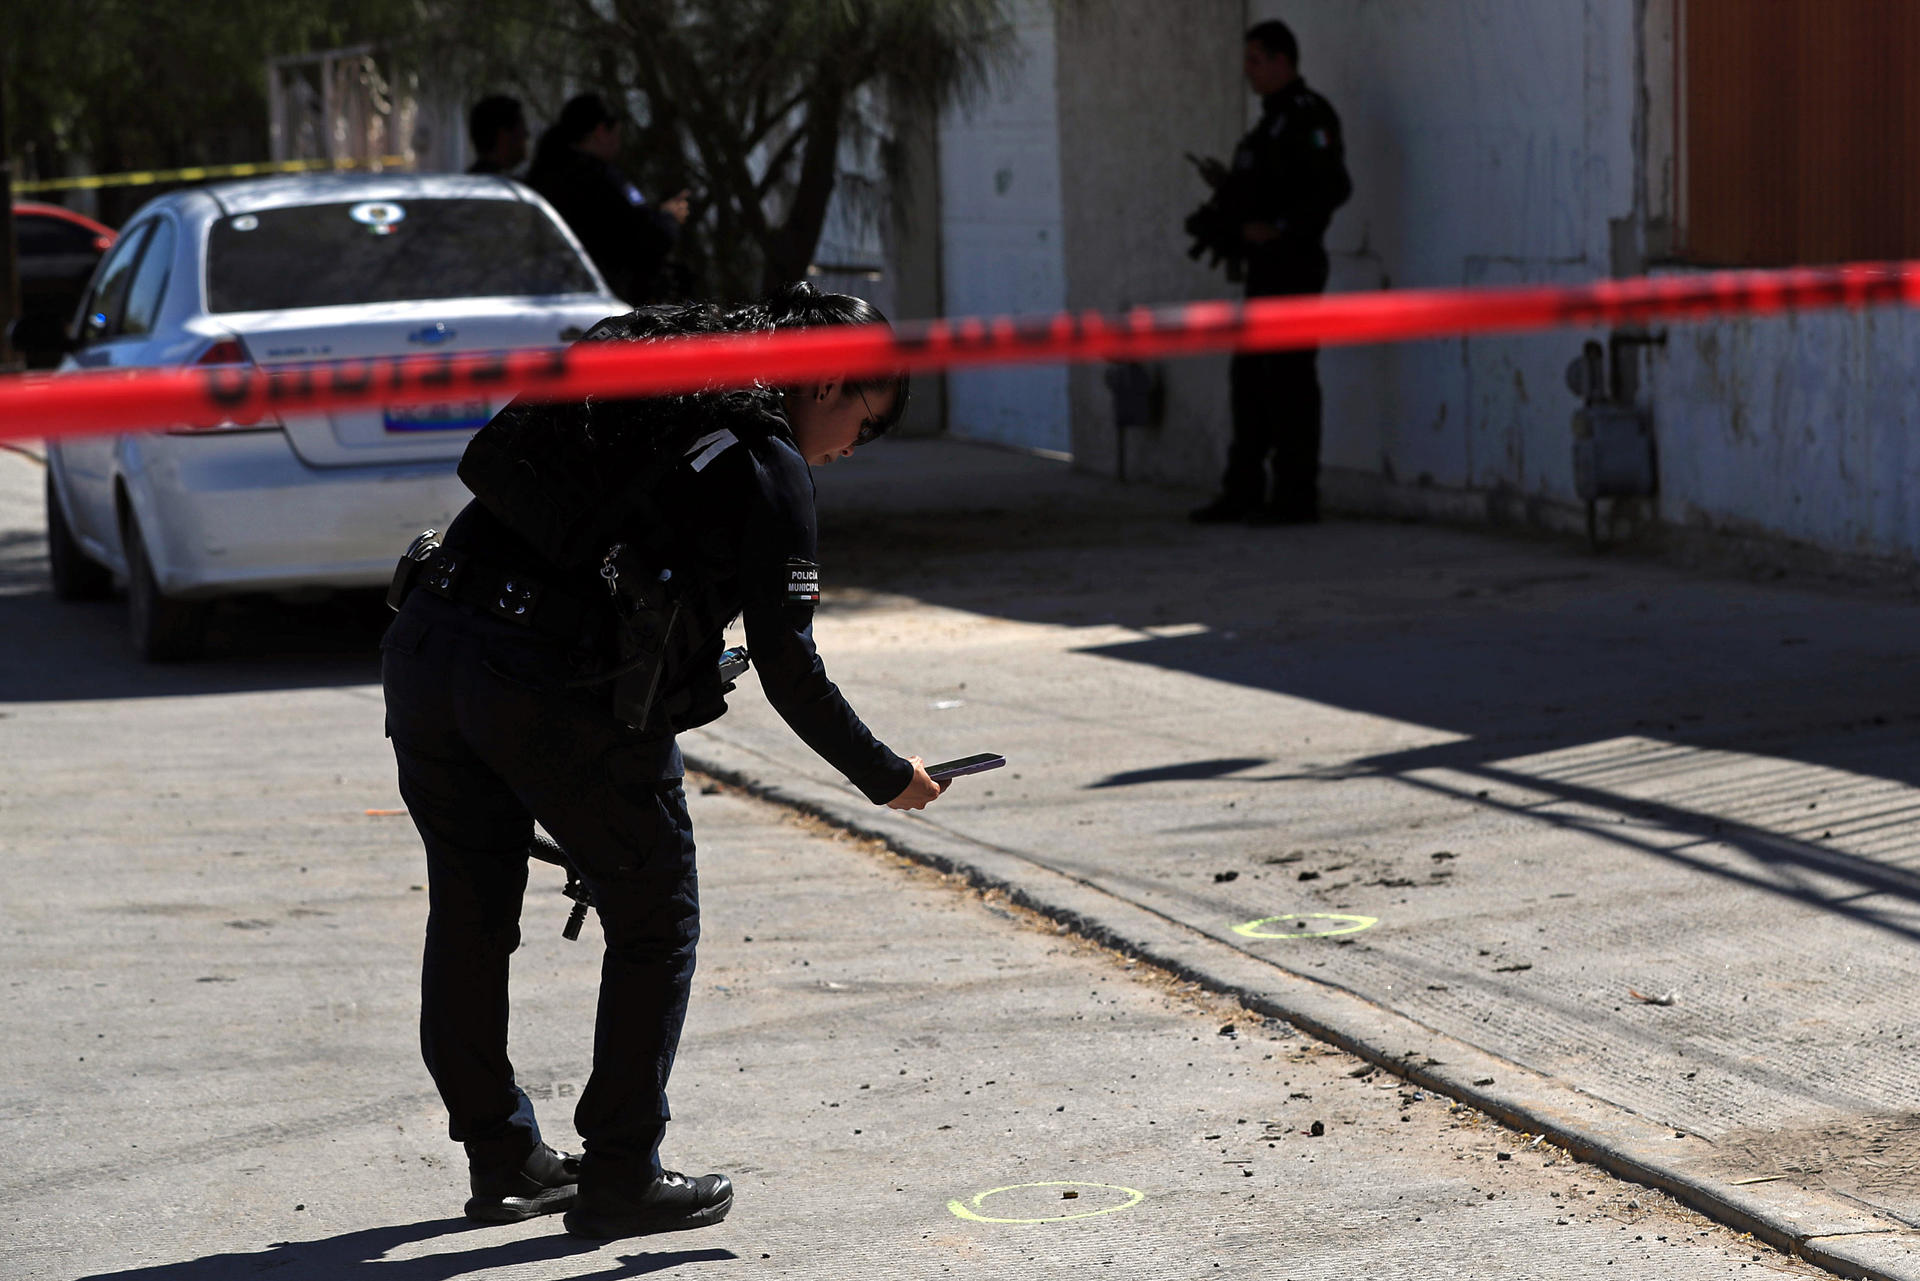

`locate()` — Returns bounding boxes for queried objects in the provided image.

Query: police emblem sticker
[349,202,407,236]
[786,558,821,605]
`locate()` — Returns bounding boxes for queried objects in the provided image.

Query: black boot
[465,1143,581,1223]
[564,1169,734,1239]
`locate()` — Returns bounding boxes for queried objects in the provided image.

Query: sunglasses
[852,377,910,448]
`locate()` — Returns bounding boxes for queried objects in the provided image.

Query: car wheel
[45,471,113,600]
[125,515,208,661]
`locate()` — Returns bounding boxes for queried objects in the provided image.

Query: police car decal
[786,559,820,605]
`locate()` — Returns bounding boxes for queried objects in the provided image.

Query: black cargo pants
[1224,249,1333,515]
[380,589,697,1191]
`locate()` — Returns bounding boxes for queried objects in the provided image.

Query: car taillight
[195,338,250,367]
[170,337,278,433]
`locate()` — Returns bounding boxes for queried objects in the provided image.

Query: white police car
[39,172,626,659]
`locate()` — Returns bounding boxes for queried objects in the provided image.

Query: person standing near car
[466,96,529,177]
[1188,19,1351,526]
[380,281,943,1239]
[527,93,690,304]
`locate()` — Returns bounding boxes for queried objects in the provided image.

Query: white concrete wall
[1652,308,1920,557]
[1270,0,1920,561]
[938,1,1920,562]
[1268,0,1639,505]
[1047,0,1642,502]
[935,0,1072,454]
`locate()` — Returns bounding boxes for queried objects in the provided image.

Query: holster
[385,529,444,612]
[608,598,681,730]
[598,543,682,730]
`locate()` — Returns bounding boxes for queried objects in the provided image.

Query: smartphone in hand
[927,753,1006,783]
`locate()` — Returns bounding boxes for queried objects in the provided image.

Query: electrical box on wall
[1103,361,1164,481]
[1565,336,1660,548]
[1571,403,1655,502]
[1104,362,1162,430]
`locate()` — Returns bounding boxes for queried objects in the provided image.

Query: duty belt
[390,531,602,642]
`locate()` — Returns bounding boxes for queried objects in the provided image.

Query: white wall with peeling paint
[921,1,1920,562]
[1269,0,1639,506]
[1651,309,1920,557]
[1036,0,1645,508]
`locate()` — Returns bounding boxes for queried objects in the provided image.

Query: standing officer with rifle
[380,283,942,1240]
[1186,18,1351,525]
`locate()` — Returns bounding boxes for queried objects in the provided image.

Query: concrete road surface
[0,440,1886,1279]
[685,438,1920,1278]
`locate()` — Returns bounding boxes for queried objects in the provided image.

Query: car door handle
[559,327,584,342]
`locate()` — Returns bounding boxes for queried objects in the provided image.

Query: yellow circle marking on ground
[947,1181,1146,1224]
[1232,912,1378,939]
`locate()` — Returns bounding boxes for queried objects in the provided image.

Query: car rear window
[206,198,600,313]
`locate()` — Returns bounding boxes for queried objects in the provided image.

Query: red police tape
[3,259,1917,444]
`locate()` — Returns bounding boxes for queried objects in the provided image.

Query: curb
[684,727,1920,1281]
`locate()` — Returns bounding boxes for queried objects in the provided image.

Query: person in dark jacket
[466,96,528,176]
[527,93,689,304]
[1189,18,1352,525]
[380,282,939,1239]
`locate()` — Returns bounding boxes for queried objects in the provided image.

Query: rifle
[529,834,595,941]
[1183,152,1247,283]
[525,642,747,941]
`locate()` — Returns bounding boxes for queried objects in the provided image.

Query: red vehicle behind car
[12,202,117,368]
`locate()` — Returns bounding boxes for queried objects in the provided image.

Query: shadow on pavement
[815,442,1920,932]
[0,585,388,704]
[1089,756,1270,787]
[0,514,389,702]
[70,1217,735,1280]
[1072,619,1920,937]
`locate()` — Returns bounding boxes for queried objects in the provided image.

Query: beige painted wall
[1054,0,1246,485]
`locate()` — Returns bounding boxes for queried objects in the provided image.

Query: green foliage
[3,0,1015,294]
[2,0,418,225]
[429,0,1015,300]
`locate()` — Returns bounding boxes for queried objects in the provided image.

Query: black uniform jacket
[528,149,678,303]
[1229,77,1352,294]
[443,412,912,807]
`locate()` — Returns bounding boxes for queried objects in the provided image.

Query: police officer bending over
[381,282,941,1239]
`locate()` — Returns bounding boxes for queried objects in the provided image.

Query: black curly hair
[568,282,906,449]
[461,283,907,569]
[729,281,910,443]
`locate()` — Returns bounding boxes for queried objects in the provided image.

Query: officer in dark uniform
[465,96,527,176]
[1189,19,1352,525]
[380,282,942,1239]
[527,93,690,304]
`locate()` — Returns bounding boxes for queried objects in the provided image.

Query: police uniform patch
[786,558,820,605]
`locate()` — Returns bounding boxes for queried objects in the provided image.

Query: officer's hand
[1242,221,1279,246]
[887,756,944,810]
[663,189,692,224]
